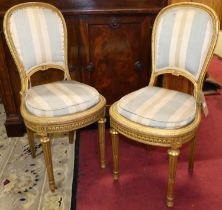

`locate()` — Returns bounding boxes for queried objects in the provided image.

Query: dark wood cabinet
[0,0,167,137]
[80,14,152,104]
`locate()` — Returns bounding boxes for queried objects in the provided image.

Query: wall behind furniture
[169,0,222,27]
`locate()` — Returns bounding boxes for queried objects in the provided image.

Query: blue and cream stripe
[25,80,100,117]
[155,7,213,80]
[9,7,65,73]
[117,86,196,129]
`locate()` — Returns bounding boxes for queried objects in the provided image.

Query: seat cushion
[25,80,100,117]
[117,86,196,129]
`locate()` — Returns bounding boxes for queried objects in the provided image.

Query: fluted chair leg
[188,135,197,175]
[110,128,119,181]
[27,128,36,158]
[167,148,180,208]
[98,118,106,169]
[40,135,56,192]
[69,130,75,144]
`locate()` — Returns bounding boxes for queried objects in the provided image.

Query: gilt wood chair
[214,30,222,58]
[3,2,106,192]
[109,2,219,207]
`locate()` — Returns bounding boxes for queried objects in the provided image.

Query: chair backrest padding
[5,4,65,73]
[153,4,218,81]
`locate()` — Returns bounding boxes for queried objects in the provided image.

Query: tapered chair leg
[69,130,75,144]
[98,118,106,169]
[27,128,36,158]
[188,135,197,175]
[40,135,56,192]
[167,148,180,208]
[110,128,119,181]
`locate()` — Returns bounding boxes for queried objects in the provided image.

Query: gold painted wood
[69,131,75,144]
[110,103,200,147]
[214,31,222,57]
[3,2,107,192]
[110,128,119,180]
[167,148,180,208]
[98,117,107,168]
[109,2,219,208]
[40,135,56,192]
[27,128,36,158]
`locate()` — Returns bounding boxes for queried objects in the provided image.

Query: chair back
[151,2,219,91]
[214,30,222,58]
[3,2,70,93]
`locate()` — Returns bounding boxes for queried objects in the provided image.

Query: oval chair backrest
[4,3,66,75]
[153,3,219,82]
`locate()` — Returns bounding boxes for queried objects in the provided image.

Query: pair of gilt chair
[3,2,106,192]
[3,1,219,208]
[109,2,219,208]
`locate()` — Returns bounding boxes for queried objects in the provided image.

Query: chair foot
[167,148,180,208]
[40,135,56,192]
[27,128,36,158]
[69,130,75,144]
[110,128,119,181]
[98,118,106,169]
[49,183,56,192]
[113,171,119,181]
[167,197,174,208]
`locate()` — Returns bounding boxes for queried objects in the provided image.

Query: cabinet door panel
[80,15,151,105]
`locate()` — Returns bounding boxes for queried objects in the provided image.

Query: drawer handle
[135,61,142,71]
[109,18,120,29]
[86,63,95,72]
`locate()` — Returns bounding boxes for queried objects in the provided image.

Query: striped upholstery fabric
[25,80,100,117]
[9,6,64,73]
[155,6,213,80]
[117,86,196,129]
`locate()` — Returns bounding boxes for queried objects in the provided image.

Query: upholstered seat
[117,86,196,129]
[3,2,107,192]
[25,80,100,117]
[109,2,219,208]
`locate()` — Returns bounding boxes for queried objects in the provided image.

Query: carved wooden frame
[3,2,107,192]
[109,2,219,208]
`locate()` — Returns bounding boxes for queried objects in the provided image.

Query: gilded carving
[109,2,219,208]
[3,2,107,192]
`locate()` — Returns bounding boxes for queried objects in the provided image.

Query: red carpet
[76,57,222,210]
